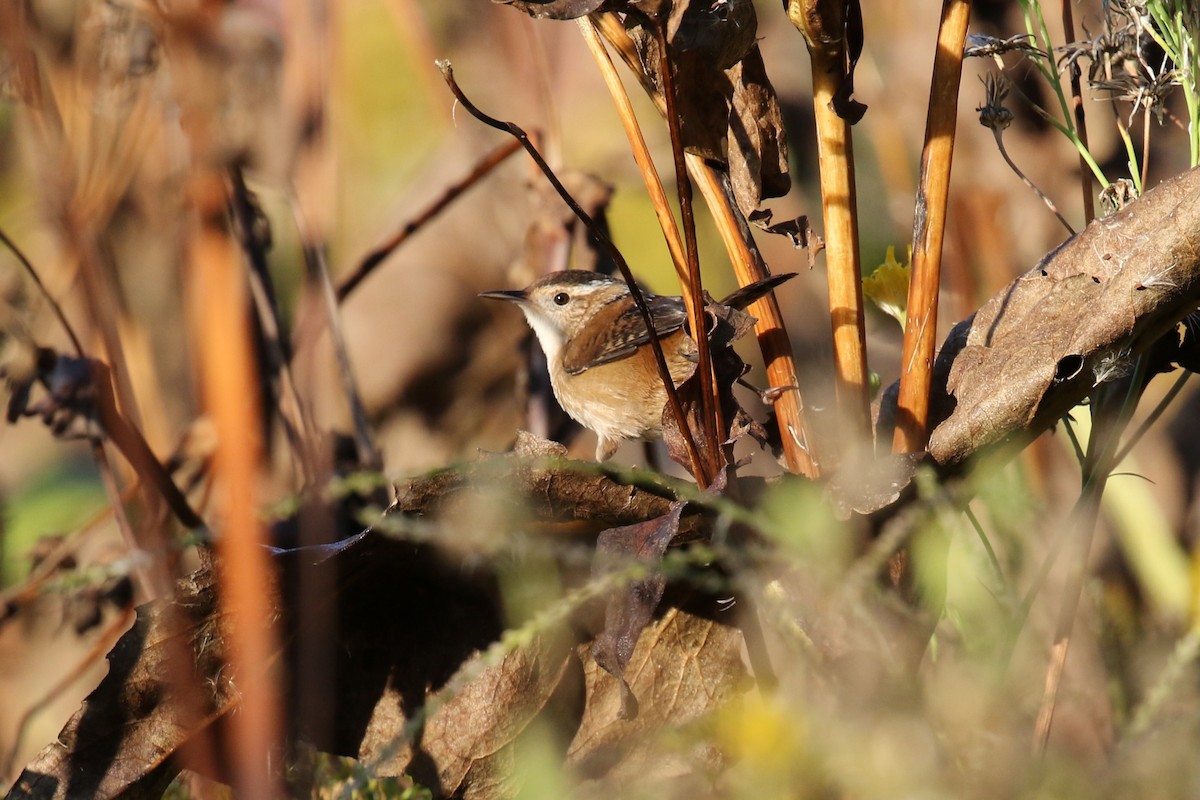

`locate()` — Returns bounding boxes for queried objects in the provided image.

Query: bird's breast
[547,329,697,443]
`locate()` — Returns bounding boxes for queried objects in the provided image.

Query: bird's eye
[553,292,570,306]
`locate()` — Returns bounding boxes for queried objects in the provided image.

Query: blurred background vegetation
[2,0,1200,797]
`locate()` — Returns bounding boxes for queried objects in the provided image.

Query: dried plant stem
[71,234,148,444]
[576,16,688,286]
[1106,61,1144,196]
[337,138,522,302]
[92,441,157,598]
[579,14,727,472]
[437,61,710,487]
[593,12,818,476]
[0,227,84,356]
[70,237,195,590]
[1112,369,1190,465]
[185,167,281,798]
[1141,109,1153,191]
[991,129,1076,235]
[691,163,819,477]
[788,1,870,440]
[295,199,381,470]
[1034,428,1119,752]
[1060,0,1096,223]
[652,19,722,477]
[810,66,869,436]
[893,0,970,454]
[91,359,205,534]
[228,168,316,483]
[1031,487,1101,753]
[0,229,157,595]
[1034,359,1147,752]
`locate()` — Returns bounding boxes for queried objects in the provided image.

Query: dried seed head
[964,33,1042,60]
[976,74,1013,131]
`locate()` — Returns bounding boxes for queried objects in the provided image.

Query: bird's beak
[479,289,527,304]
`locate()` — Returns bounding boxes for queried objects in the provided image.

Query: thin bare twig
[978,73,1073,234]
[576,16,687,285]
[1060,0,1096,223]
[992,131,1077,235]
[294,200,381,470]
[694,167,820,477]
[228,167,316,484]
[437,60,709,486]
[0,227,84,357]
[336,138,523,302]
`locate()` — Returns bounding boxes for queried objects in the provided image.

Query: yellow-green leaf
[862,246,911,331]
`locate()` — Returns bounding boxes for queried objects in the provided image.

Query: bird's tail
[717,272,797,310]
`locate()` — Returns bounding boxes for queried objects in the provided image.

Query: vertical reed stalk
[892,0,970,454]
[787,0,870,442]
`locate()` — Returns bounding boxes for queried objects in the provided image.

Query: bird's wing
[561,294,688,375]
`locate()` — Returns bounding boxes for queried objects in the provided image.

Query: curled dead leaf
[875,166,1200,466]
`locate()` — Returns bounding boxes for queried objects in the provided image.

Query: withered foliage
[589,502,686,720]
[501,0,790,215]
[6,461,748,799]
[6,1,1200,799]
[914,166,1200,466]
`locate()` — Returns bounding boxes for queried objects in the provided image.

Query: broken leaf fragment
[862,245,911,331]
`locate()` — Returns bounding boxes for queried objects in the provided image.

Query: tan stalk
[185,167,282,799]
[786,0,870,441]
[593,12,819,476]
[691,161,820,477]
[167,6,283,794]
[575,16,689,288]
[892,0,971,454]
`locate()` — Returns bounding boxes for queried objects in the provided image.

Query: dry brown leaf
[625,0,790,215]
[395,455,677,527]
[364,632,576,798]
[877,166,1200,466]
[591,503,687,719]
[568,607,747,784]
[7,571,235,800]
[724,47,791,215]
[8,462,705,797]
[751,212,825,268]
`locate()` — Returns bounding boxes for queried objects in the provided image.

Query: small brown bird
[481,270,792,460]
